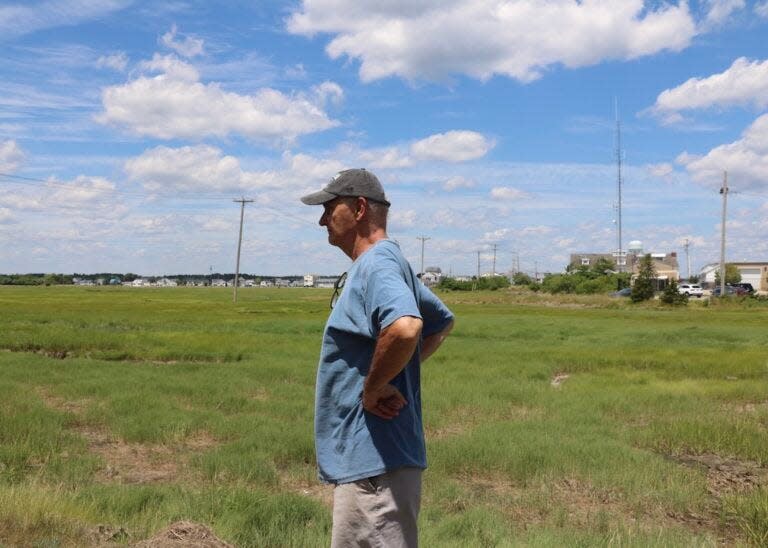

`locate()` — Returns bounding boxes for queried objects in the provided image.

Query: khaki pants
[331,467,422,548]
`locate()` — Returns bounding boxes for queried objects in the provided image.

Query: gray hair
[367,200,389,227]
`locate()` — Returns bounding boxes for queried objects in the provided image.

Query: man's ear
[355,197,367,219]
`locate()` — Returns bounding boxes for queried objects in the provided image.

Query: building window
[581,258,590,266]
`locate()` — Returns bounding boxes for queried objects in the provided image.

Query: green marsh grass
[1,286,766,546]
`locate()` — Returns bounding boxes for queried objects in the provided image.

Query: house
[314,276,339,288]
[570,247,680,290]
[156,278,177,287]
[420,266,443,286]
[633,253,680,290]
[131,278,149,287]
[304,274,316,287]
[699,262,768,292]
[211,278,227,287]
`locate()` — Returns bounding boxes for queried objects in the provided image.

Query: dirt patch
[88,524,130,544]
[36,388,91,414]
[728,401,768,415]
[673,453,767,496]
[84,428,218,484]
[133,521,233,547]
[426,404,540,441]
[460,472,742,544]
[664,452,767,544]
[37,388,219,484]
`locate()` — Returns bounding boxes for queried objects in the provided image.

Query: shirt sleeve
[417,281,454,338]
[364,252,421,334]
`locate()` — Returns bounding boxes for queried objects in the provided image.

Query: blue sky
[1,0,768,277]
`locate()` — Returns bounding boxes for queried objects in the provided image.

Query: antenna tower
[615,100,624,273]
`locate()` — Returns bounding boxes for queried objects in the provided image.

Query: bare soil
[133,521,233,547]
[665,452,768,544]
[37,388,218,484]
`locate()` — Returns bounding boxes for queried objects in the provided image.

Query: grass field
[0,286,767,547]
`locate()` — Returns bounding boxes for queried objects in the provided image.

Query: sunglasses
[330,272,347,310]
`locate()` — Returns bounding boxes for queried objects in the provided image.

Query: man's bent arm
[362,315,423,419]
[420,319,454,363]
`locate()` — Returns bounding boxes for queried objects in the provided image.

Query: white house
[700,262,768,292]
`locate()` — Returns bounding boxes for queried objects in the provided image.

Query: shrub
[660,279,688,306]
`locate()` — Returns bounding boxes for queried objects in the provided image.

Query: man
[301,168,454,547]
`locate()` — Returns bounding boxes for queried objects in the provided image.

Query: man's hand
[362,384,407,419]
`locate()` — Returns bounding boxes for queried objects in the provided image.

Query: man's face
[319,197,357,250]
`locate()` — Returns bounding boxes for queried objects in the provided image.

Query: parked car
[611,287,632,297]
[678,283,704,298]
[732,282,755,295]
[713,285,747,297]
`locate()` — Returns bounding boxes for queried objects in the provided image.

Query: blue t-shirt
[315,239,454,484]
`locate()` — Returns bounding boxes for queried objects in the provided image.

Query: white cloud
[490,186,526,200]
[0,139,24,171]
[390,209,417,229]
[312,81,344,106]
[410,130,494,162]
[482,228,512,241]
[756,1,768,18]
[125,145,269,193]
[676,113,768,190]
[0,207,15,224]
[356,130,492,168]
[358,147,413,169]
[0,0,132,40]
[160,24,204,58]
[98,54,340,141]
[124,145,347,195]
[199,218,232,232]
[650,57,768,120]
[96,52,128,71]
[702,0,745,28]
[288,0,697,83]
[47,175,117,205]
[443,175,476,191]
[646,162,674,178]
[520,225,554,236]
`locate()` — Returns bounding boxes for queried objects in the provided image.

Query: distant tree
[631,254,656,302]
[512,272,534,286]
[687,274,700,283]
[714,264,741,285]
[660,278,688,306]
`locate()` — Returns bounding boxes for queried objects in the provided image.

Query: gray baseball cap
[300,168,390,206]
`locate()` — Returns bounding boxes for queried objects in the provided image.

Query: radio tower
[614,100,624,273]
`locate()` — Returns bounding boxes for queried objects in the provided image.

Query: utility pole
[719,172,728,297]
[491,243,497,276]
[683,239,691,281]
[417,236,431,276]
[476,250,481,280]
[233,197,254,303]
[534,260,539,283]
